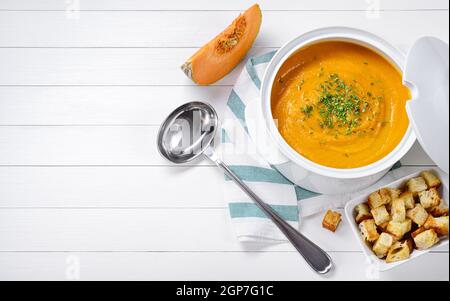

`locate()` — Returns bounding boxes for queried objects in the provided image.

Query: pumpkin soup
[271,41,410,169]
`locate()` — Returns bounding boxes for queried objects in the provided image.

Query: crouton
[373,233,395,258]
[429,199,449,217]
[406,177,428,195]
[423,215,434,230]
[406,204,429,226]
[391,198,406,222]
[359,219,379,242]
[411,227,426,239]
[420,171,441,188]
[387,188,401,200]
[378,222,389,232]
[424,215,449,236]
[322,210,342,233]
[371,206,391,226]
[368,190,390,209]
[413,229,440,250]
[379,188,393,203]
[354,203,372,224]
[404,238,414,253]
[386,240,411,263]
[387,219,412,240]
[380,188,396,211]
[356,171,447,263]
[419,188,441,209]
[434,216,449,236]
[368,191,383,209]
[399,191,415,210]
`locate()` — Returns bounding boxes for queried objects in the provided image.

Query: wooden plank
[0,126,434,166]
[0,47,269,86]
[0,12,448,86]
[0,166,225,208]
[0,11,448,48]
[0,126,189,166]
[0,251,447,281]
[0,208,447,253]
[0,166,433,208]
[0,86,229,125]
[0,208,355,252]
[0,0,447,11]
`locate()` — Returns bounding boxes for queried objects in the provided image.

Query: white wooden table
[0,0,448,281]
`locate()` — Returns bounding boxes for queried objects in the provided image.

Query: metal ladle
[157,102,333,275]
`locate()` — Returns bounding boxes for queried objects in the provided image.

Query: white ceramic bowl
[344,168,449,271]
[257,27,417,194]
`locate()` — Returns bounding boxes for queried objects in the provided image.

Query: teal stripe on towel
[225,166,292,185]
[251,51,277,65]
[221,129,231,144]
[390,161,402,171]
[227,90,248,132]
[229,203,299,222]
[245,51,276,89]
[295,186,320,201]
[246,59,262,89]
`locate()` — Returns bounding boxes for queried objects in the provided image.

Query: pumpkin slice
[181,4,262,85]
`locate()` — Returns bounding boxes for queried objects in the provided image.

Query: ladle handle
[213,157,333,275]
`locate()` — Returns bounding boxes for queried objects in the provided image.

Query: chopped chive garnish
[301,105,314,118]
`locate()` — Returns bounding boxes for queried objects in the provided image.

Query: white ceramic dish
[344,168,449,272]
[253,27,417,194]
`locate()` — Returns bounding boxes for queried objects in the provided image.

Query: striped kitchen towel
[219,51,408,243]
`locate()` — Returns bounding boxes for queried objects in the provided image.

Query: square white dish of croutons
[344,168,449,271]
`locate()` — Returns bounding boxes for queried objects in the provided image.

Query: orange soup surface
[271,41,410,169]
